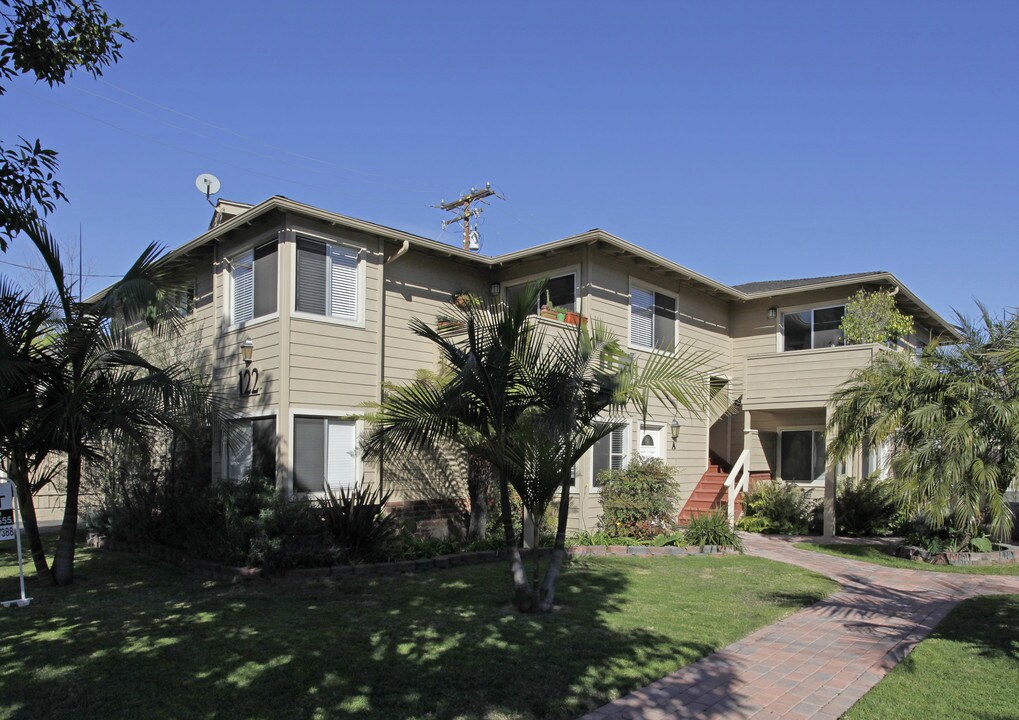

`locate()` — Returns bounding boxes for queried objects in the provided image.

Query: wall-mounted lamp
[767,307,777,320]
[490,282,501,296]
[241,338,254,364]
[670,418,681,441]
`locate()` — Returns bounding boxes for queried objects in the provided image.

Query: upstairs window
[505,273,576,314]
[782,305,845,351]
[295,238,360,321]
[630,283,677,350]
[230,240,278,325]
[293,416,358,493]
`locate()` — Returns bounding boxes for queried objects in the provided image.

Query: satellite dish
[195,173,221,198]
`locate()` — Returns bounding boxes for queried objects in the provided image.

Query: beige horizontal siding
[743,345,879,410]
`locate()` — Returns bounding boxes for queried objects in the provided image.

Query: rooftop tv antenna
[195,173,221,208]
[434,182,504,252]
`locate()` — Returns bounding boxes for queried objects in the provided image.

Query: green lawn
[845,595,1019,720]
[0,542,835,720]
[793,542,1019,575]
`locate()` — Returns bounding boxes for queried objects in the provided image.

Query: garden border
[86,534,740,584]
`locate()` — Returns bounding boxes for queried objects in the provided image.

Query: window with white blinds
[327,420,357,491]
[630,282,677,350]
[293,416,358,493]
[630,286,654,347]
[231,251,254,324]
[296,237,360,321]
[229,240,278,325]
[592,424,628,489]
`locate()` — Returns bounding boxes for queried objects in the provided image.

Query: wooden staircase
[678,452,769,525]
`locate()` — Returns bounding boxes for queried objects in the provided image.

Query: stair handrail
[723,448,751,524]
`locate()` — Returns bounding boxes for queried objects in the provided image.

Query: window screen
[230,241,277,324]
[631,285,677,349]
[653,292,677,349]
[225,417,276,481]
[296,238,359,320]
[292,416,358,493]
[253,241,278,318]
[506,274,576,314]
[779,430,825,483]
[783,306,845,351]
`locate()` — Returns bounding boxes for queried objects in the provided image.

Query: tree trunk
[537,474,573,612]
[498,473,533,612]
[466,455,489,541]
[11,456,53,583]
[51,449,82,586]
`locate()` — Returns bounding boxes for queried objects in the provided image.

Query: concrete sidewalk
[578,534,1019,720]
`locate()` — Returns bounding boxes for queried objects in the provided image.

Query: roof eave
[741,272,963,342]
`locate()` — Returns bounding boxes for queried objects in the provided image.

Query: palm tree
[0,279,63,580]
[828,304,1019,546]
[365,282,719,612]
[16,219,216,585]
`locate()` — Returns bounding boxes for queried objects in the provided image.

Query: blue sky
[3,1,1016,319]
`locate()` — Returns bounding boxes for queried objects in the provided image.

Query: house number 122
[238,368,259,396]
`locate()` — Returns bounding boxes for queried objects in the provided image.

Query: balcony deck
[742,343,883,410]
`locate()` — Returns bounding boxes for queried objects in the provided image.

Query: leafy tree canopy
[0,0,132,249]
[840,288,914,346]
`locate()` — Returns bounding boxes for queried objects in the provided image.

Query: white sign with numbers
[0,480,30,607]
[0,483,14,543]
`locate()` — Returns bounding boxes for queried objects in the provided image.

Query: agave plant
[319,485,398,562]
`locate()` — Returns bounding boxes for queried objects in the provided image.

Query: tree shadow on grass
[0,549,759,720]
[902,594,1019,665]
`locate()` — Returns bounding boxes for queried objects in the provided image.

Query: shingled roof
[732,272,887,295]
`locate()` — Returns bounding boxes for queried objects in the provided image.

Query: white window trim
[588,419,632,493]
[775,300,848,353]
[776,425,827,487]
[501,264,582,321]
[220,409,279,481]
[223,230,281,333]
[287,407,365,498]
[627,276,679,353]
[289,230,368,329]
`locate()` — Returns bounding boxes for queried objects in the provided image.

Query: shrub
[738,479,814,535]
[320,485,399,562]
[598,457,678,540]
[906,525,997,554]
[246,493,336,572]
[836,475,896,536]
[683,509,743,551]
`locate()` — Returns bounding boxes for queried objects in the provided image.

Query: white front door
[638,425,661,459]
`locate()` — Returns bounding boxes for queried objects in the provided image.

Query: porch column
[823,405,836,539]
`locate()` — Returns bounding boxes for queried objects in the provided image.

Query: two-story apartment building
[83,195,957,535]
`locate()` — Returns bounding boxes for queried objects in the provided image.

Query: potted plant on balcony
[539,291,561,321]
[564,310,587,327]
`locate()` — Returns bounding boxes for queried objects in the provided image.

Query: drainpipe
[375,239,410,494]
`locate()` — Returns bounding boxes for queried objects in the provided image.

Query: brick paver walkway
[579,534,1019,720]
